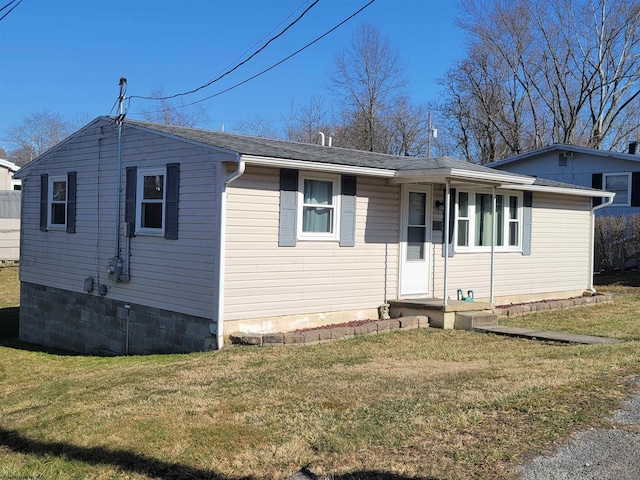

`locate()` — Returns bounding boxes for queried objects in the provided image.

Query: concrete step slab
[455,310,499,330]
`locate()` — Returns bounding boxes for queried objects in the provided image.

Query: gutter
[214,154,245,350]
[241,154,395,178]
[589,193,615,293]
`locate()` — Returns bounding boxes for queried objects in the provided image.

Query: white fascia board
[391,167,535,185]
[500,183,616,198]
[241,154,396,177]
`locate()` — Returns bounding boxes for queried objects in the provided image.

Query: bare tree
[283,95,337,144]
[6,110,70,166]
[139,89,208,128]
[331,23,408,153]
[441,0,640,162]
[387,97,432,157]
[233,115,279,138]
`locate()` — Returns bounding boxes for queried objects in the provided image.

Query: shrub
[595,214,640,272]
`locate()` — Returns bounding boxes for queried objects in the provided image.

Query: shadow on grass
[0,306,19,338]
[0,427,439,480]
[594,270,640,287]
[0,426,240,479]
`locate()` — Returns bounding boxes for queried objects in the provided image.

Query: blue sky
[0,0,465,149]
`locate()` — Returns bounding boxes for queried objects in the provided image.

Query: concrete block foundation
[19,282,215,355]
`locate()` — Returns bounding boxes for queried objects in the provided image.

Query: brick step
[454,310,498,330]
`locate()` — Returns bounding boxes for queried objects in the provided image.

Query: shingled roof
[124,118,510,174]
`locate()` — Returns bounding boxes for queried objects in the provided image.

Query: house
[487,143,640,215]
[0,154,21,262]
[13,117,612,355]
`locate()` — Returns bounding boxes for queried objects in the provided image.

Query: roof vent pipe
[629,141,638,155]
[318,132,325,146]
[328,134,333,147]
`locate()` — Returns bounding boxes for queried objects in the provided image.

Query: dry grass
[0,267,639,479]
[0,265,20,308]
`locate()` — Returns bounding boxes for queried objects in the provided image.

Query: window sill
[455,247,522,254]
[297,236,340,242]
[135,229,165,237]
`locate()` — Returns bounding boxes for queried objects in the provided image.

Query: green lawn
[0,266,639,479]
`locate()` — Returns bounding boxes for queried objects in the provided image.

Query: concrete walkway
[473,325,626,345]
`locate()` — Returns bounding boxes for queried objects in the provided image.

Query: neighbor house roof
[486,143,640,168]
[0,158,19,172]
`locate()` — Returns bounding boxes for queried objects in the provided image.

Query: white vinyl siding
[224,166,399,322]
[18,121,224,319]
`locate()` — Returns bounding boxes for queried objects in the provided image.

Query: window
[48,176,67,228]
[603,172,631,206]
[136,169,166,233]
[454,190,522,251]
[40,172,76,233]
[126,164,179,240]
[298,174,340,240]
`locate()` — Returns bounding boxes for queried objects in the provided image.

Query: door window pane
[408,192,426,226]
[407,226,425,260]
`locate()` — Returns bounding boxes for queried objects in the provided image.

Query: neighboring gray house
[0,156,21,262]
[488,143,640,215]
[14,117,611,355]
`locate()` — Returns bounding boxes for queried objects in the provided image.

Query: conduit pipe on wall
[589,193,615,293]
[215,154,246,350]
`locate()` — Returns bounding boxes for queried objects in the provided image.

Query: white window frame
[136,168,166,235]
[454,189,523,253]
[603,172,631,207]
[297,172,340,241]
[48,175,67,229]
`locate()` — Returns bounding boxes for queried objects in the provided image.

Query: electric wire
[130,0,320,102]
[190,0,315,101]
[0,0,18,13]
[0,0,23,22]
[131,0,376,115]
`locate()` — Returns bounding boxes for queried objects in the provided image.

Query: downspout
[215,154,245,350]
[589,193,615,293]
[490,187,496,304]
[443,180,451,306]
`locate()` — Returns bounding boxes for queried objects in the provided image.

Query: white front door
[399,185,432,296]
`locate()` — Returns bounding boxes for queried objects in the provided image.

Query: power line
[132,0,376,115]
[130,0,320,102]
[0,0,24,22]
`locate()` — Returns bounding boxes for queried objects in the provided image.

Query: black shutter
[279,169,299,247]
[442,188,456,257]
[592,173,603,207]
[125,167,137,234]
[340,175,357,247]
[40,174,48,232]
[631,172,640,207]
[66,171,76,233]
[165,163,180,240]
[522,191,533,256]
